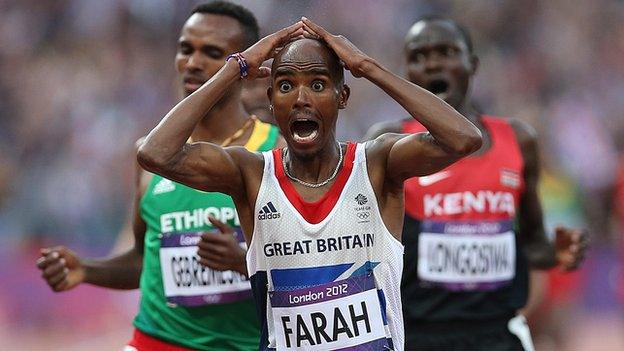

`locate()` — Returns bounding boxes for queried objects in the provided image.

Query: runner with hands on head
[138,17,482,351]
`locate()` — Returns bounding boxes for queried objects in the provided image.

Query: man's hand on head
[301,17,372,78]
[242,21,305,79]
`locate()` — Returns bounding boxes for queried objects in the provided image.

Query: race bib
[270,274,390,350]
[159,230,251,306]
[418,220,516,291]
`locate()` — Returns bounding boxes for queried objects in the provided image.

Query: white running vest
[247,142,404,351]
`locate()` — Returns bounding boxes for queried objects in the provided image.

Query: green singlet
[134,120,279,350]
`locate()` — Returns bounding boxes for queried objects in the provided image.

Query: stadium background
[0,0,623,349]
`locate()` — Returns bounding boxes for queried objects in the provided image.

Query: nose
[293,86,312,109]
[424,52,443,72]
[185,52,203,72]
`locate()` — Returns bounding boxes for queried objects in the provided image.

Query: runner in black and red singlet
[365,16,588,351]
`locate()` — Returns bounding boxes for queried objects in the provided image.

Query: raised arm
[302,18,482,183]
[137,22,304,195]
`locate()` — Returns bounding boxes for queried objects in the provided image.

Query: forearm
[522,235,557,270]
[138,60,240,167]
[83,248,143,289]
[362,59,481,155]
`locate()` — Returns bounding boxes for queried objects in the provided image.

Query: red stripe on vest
[273,142,356,224]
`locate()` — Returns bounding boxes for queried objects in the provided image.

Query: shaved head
[405,17,473,54]
[272,38,344,86]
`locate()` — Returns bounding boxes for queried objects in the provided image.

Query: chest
[405,144,524,220]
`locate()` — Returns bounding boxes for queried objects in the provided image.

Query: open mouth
[427,79,450,96]
[290,119,320,143]
[183,76,206,92]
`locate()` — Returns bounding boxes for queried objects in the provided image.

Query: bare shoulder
[507,118,538,148]
[363,120,403,141]
[364,132,409,186]
[228,145,265,162]
[364,132,406,160]
[133,136,153,195]
[227,145,266,179]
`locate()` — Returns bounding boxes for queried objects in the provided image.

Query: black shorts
[404,316,525,351]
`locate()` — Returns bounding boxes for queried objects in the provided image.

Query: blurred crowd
[1,0,623,350]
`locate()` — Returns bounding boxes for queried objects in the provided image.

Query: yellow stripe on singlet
[244,119,271,151]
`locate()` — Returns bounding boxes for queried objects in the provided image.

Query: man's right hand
[242,21,304,79]
[36,246,85,292]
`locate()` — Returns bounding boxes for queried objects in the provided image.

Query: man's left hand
[197,216,247,276]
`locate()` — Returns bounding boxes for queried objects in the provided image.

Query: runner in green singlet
[35,2,282,350]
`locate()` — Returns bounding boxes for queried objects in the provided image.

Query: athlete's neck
[454,99,481,125]
[286,138,342,185]
[190,90,251,145]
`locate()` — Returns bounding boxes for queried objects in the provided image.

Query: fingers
[47,267,69,287]
[41,256,70,290]
[281,21,304,35]
[302,31,320,40]
[275,27,305,49]
[197,249,245,272]
[36,250,60,269]
[207,216,234,234]
[256,66,271,78]
[53,280,70,292]
[198,240,229,256]
[301,17,330,39]
[198,235,243,255]
[273,22,304,44]
[42,258,66,278]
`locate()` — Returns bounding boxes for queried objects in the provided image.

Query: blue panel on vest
[270,263,354,291]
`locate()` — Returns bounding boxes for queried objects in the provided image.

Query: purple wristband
[226,53,248,78]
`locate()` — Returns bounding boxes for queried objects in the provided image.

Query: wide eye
[279,81,293,93]
[311,81,325,92]
[178,43,192,55]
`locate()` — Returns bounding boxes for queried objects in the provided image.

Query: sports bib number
[159,231,251,306]
[270,274,390,350]
[418,220,516,291]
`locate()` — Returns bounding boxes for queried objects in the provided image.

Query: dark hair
[192,1,259,49]
[414,15,474,54]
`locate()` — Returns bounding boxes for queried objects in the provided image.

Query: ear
[470,55,479,75]
[338,84,350,109]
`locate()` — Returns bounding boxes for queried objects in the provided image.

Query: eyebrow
[274,66,331,77]
[178,38,225,52]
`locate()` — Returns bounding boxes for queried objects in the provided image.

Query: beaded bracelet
[225,53,248,78]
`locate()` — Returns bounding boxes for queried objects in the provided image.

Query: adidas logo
[258,201,281,220]
[153,178,176,195]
